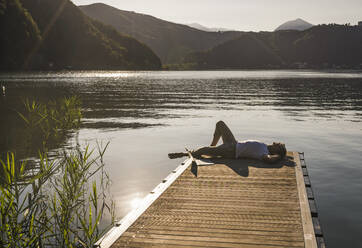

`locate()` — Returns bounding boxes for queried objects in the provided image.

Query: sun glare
[130,197,143,209]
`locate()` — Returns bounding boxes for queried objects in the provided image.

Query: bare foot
[168,152,187,159]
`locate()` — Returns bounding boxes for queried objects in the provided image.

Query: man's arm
[262,154,282,164]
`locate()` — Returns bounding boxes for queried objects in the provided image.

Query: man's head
[268,142,287,158]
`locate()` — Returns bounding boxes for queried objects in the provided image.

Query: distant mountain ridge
[80,4,361,69]
[185,24,362,69]
[275,18,313,31]
[0,0,161,70]
[79,3,242,64]
[3,0,360,70]
[185,33,282,69]
[187,23,232,32]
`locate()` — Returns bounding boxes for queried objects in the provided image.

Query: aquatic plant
[48,143,113,247]
[17,96,82,152]
[0,97,114,248]
[0,153,55,248]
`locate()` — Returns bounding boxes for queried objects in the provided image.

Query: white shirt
[235,140,269,160]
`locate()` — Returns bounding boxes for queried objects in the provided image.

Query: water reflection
[1,72,361,157]
[0,94,81,163]
[5,77,362,123]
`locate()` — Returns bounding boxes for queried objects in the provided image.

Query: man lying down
[168,121,287,164]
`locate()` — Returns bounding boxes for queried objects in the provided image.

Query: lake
[1,70,362,247]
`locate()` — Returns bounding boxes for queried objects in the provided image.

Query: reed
[0,97,114,248]
[17,96,82,153]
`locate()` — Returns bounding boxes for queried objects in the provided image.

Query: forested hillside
[80,3,242,64]
[185,33,282,69]
[0,0,41,70]
[185,25,362,69]
[0,0,161,70]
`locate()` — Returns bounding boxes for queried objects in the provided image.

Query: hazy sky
[72,0,362,31]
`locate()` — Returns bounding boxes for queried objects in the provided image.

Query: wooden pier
[95,152,325,248]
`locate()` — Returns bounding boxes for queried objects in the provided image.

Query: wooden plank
[141,211,302,224]
[309,199,318,217]
[124,229,304,242]
[303,167,309,176]
[317,237,326,248]
[115,236,305,248]
[312,217,323,237]
[155,196,300,206]
[126,225,304,239]
[294,151,318,248]
[129,221,303,234]
[304,176,311,186]
[163,189,299,197]
[306,187,314,199]
[114,240,303,248]
[149,200,301,210]
[121,232,305,247]
[148,205,301,215]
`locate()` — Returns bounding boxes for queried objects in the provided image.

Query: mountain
[79,3,242,64]
[1,0,161,70]
[185,33,282,69]
[185,24,362,69]
[291,24,362,66]
[275,18,313,31]
[187,23,231,32]
[0,0,41,70]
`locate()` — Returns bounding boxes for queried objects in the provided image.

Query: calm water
[1,70,362,247]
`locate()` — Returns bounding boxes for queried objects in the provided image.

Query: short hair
[273,142,287,158]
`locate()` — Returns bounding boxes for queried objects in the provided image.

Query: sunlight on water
[1,70,362,81]
[81,71,141,78]
[130,197,144,210]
